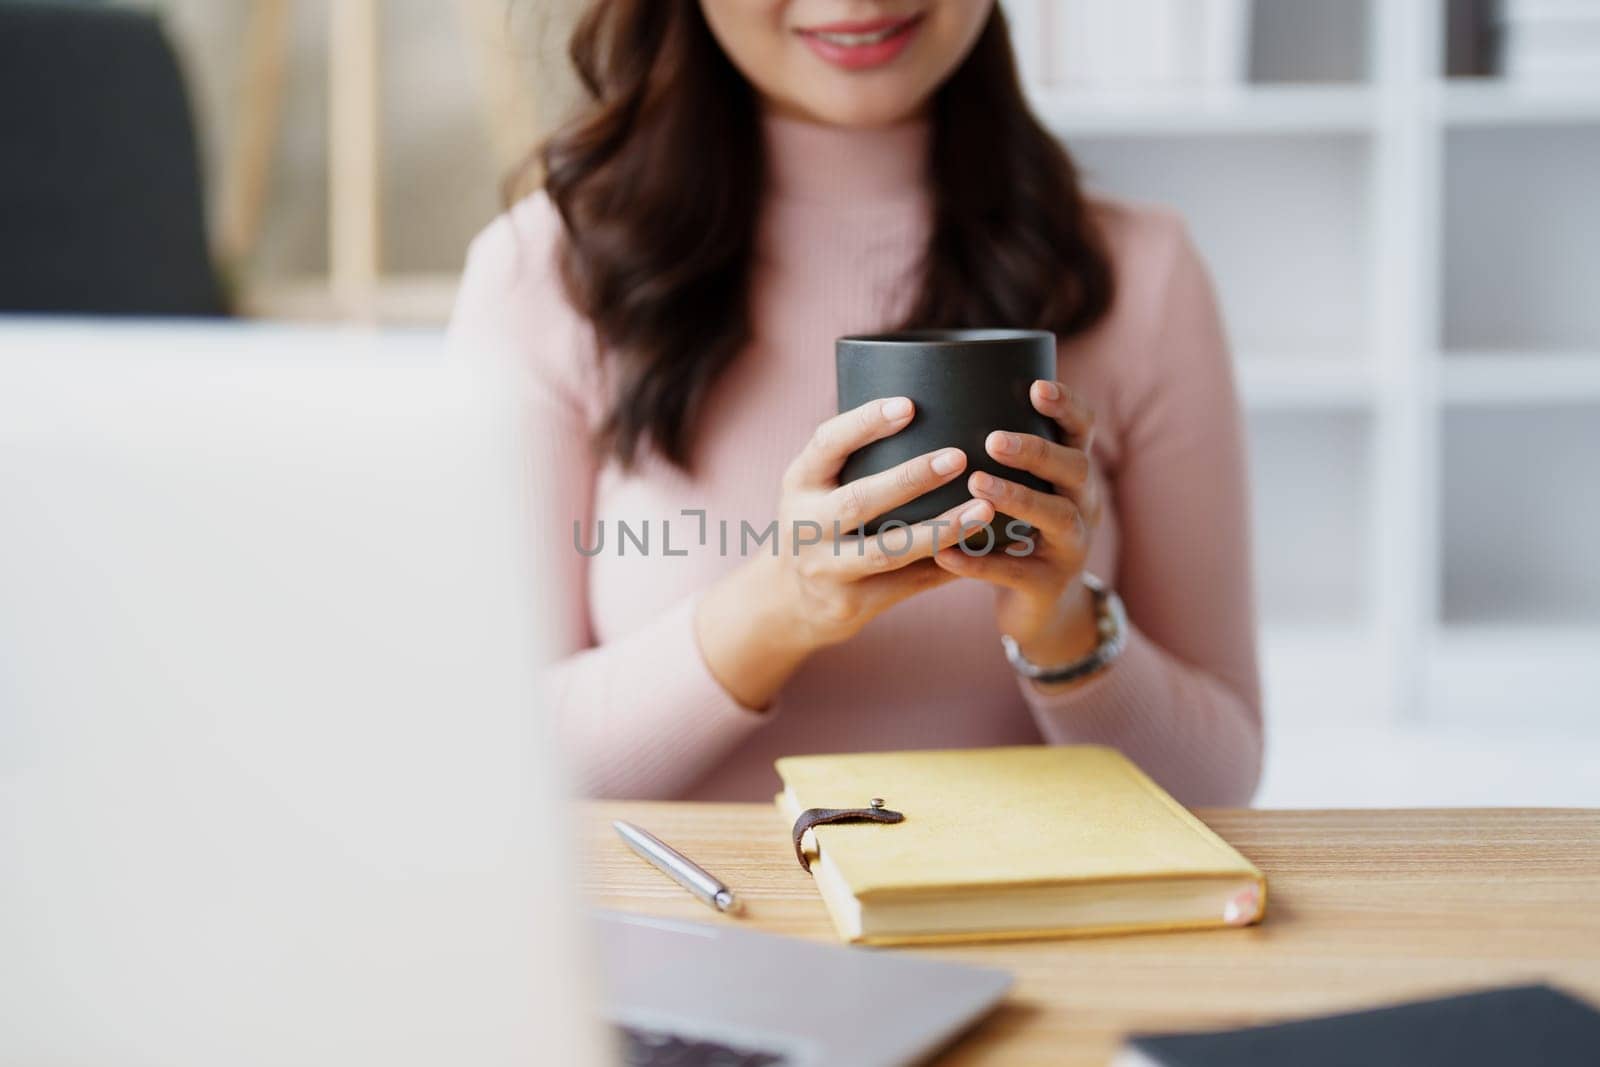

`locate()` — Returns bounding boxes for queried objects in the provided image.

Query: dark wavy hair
[522,1,1114,470]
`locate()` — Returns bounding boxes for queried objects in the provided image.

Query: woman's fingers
[985,427,1100,526]
[1031,379,1094,449]
[824,446,967,530]
[986,430,1089,492]
[784,396,915,490]
[968,470,1085,549]
[933,543,1051,591]
[857,557,962,611]
[816,497,995,580]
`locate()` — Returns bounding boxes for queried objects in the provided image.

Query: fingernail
[931,448,963,476]
[881,397,913,420]
[990,432,1019,455]
[1037,380,1060,401]
[959,502,990,526]
[970,471,995,495]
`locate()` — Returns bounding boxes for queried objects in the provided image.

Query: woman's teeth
[811,25,902,47]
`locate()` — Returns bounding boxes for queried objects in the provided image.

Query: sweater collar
[762,111,931,206]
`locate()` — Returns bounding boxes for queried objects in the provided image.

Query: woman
[447,1,1262,806]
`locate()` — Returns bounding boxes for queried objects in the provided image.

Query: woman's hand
[696,396,994,709]
[773,395,998,648]
[933,380,1104,674]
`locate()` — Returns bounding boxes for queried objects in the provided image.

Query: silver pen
[612,819,742,915]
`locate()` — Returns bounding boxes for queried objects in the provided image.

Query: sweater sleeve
[445,196,768,799]
[1021,218,1264,806]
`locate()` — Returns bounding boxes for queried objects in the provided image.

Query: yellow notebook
[775,745,1266,945]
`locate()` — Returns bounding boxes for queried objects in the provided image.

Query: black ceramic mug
[835,329,1059,539]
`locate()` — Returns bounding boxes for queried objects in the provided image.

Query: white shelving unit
[1440,78,1600,127]
[1009,0,1600,730]
[1028,84,1376,137]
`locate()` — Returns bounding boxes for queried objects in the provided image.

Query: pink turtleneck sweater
[446,115,1263,807]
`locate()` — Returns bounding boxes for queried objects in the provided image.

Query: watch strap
[1000,572,1128,686]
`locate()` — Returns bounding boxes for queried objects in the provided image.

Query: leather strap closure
[791,798,905,873]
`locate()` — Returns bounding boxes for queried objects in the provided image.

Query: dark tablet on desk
[1118,984,1600,1067]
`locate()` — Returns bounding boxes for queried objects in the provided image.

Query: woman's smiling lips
[794,13,925,70]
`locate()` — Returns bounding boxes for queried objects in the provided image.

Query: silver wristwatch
[1000,572,1128,686]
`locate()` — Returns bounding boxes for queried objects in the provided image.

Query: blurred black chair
[0,3,226,315]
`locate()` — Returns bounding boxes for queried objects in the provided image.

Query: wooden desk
[583,803,1600,1066]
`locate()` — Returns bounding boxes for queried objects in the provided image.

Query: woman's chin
[769,89,930,129]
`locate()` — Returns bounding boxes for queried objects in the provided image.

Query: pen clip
[791,797,905,873]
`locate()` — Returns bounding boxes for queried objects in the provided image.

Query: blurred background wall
[149,0,581,304]
[15,0,1599,807]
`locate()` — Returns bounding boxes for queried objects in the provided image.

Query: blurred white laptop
[0,321,1009,1067]
[0,321,607,1066]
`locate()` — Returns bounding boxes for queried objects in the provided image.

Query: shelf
[1441,405,1600,627]
[1260,623,1388,727]
[1072,134,1371,355]
[1441,350,1600,405]
[1443,124,1600,350]
[1027,84,1376,137]
[1258,718,1600,808]
[1238,355,1375,409]
[1441,79,1600,127]
[1429,624,1600,724]
[1248,409,1373,628]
